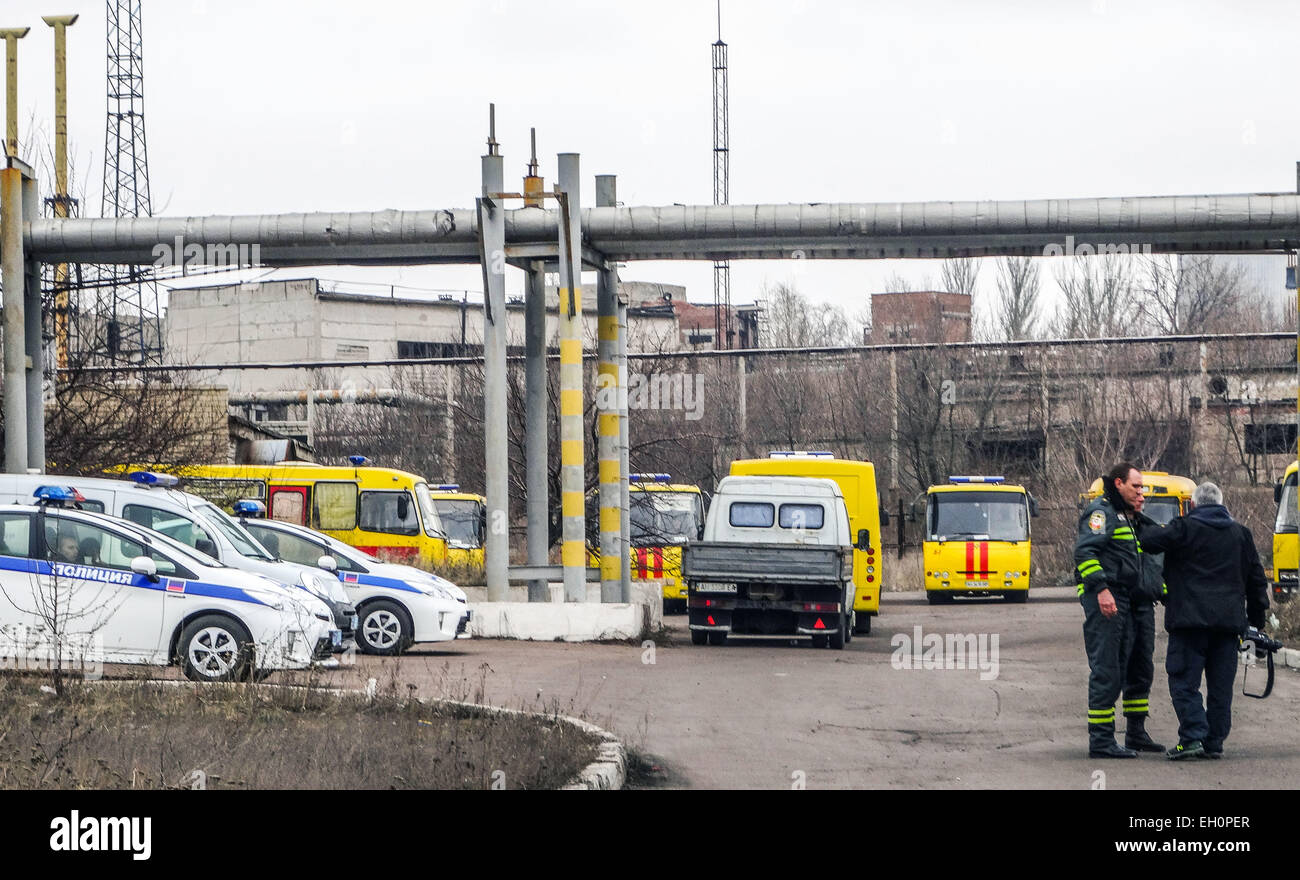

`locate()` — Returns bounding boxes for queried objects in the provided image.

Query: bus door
[268,485,310,525]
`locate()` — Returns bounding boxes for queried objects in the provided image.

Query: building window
[397,340,484,359]
[1245,423,1297,455]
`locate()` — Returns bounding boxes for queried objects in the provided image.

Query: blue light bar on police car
[233,499,267,517]
[128,471,180,488]
[949,475,1005,484]
[33,485,81,503]
[629,473,671,483]
[432,484,460,492]
[769,450,834,458]
[348,455,371,466]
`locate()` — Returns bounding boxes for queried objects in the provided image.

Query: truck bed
[682,542,849,584]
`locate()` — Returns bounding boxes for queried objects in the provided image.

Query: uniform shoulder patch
[1088,510,1106,533]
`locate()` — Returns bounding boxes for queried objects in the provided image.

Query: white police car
[0,490,339,681]
[234,508,470,656]
[0,471,358,648]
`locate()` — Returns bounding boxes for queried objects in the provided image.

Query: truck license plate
[696,582,737,593]
[966,580,988,589]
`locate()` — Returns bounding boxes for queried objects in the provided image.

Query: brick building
[869,290,972,344]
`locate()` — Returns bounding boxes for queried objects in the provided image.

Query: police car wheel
[178,615,254,683]
[358,600,413,656]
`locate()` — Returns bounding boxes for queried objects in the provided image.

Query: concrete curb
[1279,646,1300,670]
[81,678,626,790]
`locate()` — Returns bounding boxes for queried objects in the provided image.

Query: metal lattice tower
[712,3,732,349]
[93,0,160,364]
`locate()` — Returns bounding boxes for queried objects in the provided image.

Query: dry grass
[1268,594,1300,649]
[0,672,599,790]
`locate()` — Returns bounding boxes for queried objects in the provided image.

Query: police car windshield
[929,492,1029,542]
[197,504,275,559]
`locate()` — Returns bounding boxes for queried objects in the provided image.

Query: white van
[0,497,336,681]
[0,472,356,646]
[237,514,471,655]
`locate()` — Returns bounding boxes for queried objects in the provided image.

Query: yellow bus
[729,453,885,634]
[428,485,486,577]
[924,476,1035,604]
[172,458,450,569]
[1083,470,1196,526]
[586,474,707,612]
[1273,460,1297,601]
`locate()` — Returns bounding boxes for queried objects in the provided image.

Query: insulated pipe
[24,194,1300,265]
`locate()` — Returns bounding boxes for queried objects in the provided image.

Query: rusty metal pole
[43,15,77,371]
[0,28,29,158]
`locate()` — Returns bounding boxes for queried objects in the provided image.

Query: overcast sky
[8,0,1299,324]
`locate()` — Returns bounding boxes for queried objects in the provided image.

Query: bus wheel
[854,614,872,635]
[1007,591,1029,604]
[927,592,952,606]
[690,629,708,646]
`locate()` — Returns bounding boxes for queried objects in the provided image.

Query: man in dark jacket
[1136,482,1270,760]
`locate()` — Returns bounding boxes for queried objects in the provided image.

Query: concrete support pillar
[21,168,42,471]
[595,174,621,603]
[525,260,550,602]
[616,291,631,600]
[2,160,28,472]
[556,153,585,602]
[479,150,509,601]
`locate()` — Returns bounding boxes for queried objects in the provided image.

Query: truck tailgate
[683,542,847,583]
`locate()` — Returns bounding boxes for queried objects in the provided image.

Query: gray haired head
[1192,482,1223,507]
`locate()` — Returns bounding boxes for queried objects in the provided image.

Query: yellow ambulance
[1273,460,1298,601]
[428,485,486,579]
[924,476,1035,604]
[1083,470,1196,526]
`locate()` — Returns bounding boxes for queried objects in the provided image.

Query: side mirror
[317,555,338,573]
[130,555,159,582]
[194,538,218,559]
[880,508,891,527]
[1029,495,1040,517]
[856,529,871,552]
[398,494,411,521]
[1275,481,1283,505]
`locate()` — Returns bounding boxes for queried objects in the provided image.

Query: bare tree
[761,281,854,348]
[1137,255,1250,335]
[940,258,981,298]
[994,256,1041,341]
[1050,254,1139,338]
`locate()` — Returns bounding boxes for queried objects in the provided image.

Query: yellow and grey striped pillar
[595,174,621,602]
[557,154,586,601]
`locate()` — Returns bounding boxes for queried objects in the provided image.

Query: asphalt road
[340,586,1300,789]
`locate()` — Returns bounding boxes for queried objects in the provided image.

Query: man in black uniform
[1136,481,1269,760]
[1075,463,1161,758]
[1121,489,1166,754]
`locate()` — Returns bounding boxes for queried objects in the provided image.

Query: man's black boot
[1089,722,1137,758]
[1090,741,1138,759]
[1124,716,1165,753]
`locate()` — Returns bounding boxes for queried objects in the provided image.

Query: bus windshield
[928,492,1029,542]
[413,483,447,540]
[1276,476,1298,534]
[434,499,482,548]
[1143,497,1182,526]
[631,491,704,546]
